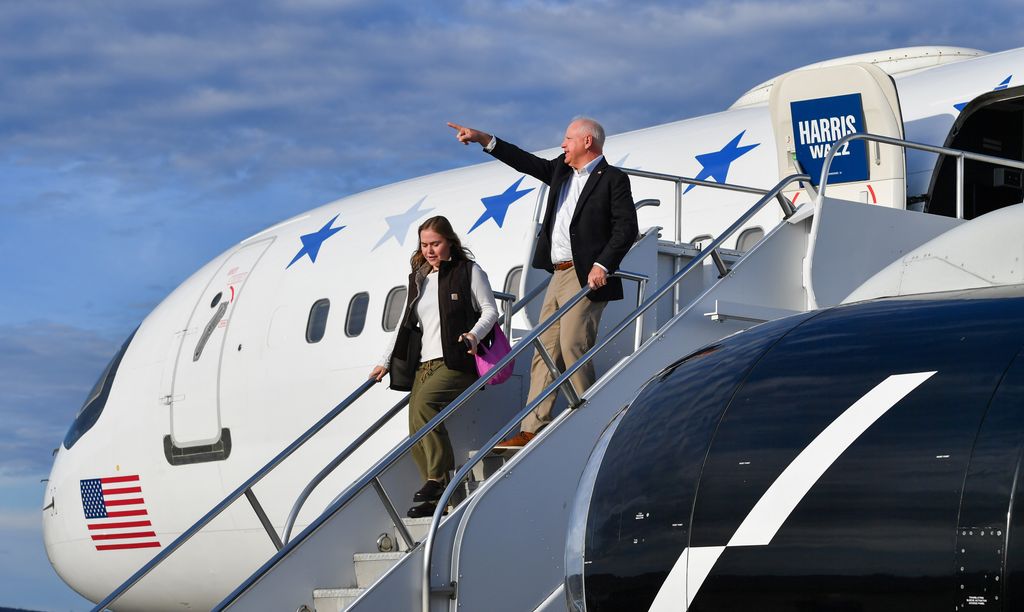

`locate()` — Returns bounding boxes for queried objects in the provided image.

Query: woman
[370,215,498,518]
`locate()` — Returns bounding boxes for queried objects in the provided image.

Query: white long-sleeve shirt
[379,261,499,367]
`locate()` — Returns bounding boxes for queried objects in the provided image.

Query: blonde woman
[371,216,498,518]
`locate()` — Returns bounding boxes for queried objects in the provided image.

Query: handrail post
[674,180,683,244]
[245,488,283,551]
[634,276,646,351]
[776,192,796,218]
[371,478,416,551]
[710,248,729,277]
[956,153,965,219]
[533,338,583,407]
[503,304,513,338]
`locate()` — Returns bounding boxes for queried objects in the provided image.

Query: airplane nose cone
[41,448,86,598]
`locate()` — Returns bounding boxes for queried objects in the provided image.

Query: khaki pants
[409,359,476,481]
[521,268,606,433]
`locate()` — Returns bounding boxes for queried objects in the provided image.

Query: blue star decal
[372,197,434,250]
[468,177,534,233]
[286,214,345,269]
[684,131,760,194]
[954,75,1012,111]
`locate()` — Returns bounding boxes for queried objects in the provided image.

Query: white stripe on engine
[648,371,937,612]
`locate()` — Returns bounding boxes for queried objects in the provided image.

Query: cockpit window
[63,329,137,450]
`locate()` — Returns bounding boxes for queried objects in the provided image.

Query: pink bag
[475,325,514,385]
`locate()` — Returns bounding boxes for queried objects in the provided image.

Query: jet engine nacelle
[568,286,1024,611]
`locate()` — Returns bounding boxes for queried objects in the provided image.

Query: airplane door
[769,63,906,209]
[167,238,273,448]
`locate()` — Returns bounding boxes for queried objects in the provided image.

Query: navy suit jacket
[488,138,638,302]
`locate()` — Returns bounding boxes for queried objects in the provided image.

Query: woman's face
[420,228,451,270]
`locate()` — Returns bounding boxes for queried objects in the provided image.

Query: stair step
[396,517,431,552]
[467,449,509,481]
[313,587,364,612]
[353,552,405,588]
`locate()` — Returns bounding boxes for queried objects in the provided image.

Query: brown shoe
[493,431,536,454]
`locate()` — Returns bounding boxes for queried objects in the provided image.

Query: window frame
[381,285,407,332]
[306,298,331,344]
[345,292,370,338]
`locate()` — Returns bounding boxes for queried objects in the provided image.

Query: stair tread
[402,517,432,526]
[314,588,364,596]
[353,551,405,561]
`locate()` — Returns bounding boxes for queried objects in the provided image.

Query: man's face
[561,121,592,170]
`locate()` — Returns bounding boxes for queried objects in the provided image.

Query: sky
[2,0,1024,609]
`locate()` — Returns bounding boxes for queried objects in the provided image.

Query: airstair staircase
[96,134,1019,612]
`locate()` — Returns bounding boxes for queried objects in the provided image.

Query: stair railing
[279,288,521,546]
[814,132,1024,219]
[420,173,809,612]
[620,168,770,243]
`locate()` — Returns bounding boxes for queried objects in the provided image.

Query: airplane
[41,44,1024,610]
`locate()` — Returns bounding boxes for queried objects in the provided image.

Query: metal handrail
[420,173,809,612]
[92,378,380,611]
[216,266,648,610]
[278,281,556,544]
[279,268,647,548]
[620,167,769,244]
[281,394,410,545]
[814,132,1024,219]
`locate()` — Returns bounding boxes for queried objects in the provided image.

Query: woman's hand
[369,365,388,382]
[460,332,479,355]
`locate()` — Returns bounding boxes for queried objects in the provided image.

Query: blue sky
[2,1,1023,609]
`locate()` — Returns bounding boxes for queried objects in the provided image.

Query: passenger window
[346,292,370,337]
[382,286,407,332]
[691,234,714,250]
[306,299,330,343]
[736,227,764,252]
[504,266,523,301]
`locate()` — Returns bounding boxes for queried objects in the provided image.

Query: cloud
[0,322,120,477]
[1,0,1018,211]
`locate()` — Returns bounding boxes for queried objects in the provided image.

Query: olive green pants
[409,359,476,482]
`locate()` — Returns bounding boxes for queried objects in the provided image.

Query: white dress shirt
[550,154,604,265]
[484,136,606,272]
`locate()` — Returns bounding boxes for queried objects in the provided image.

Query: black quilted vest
[390,259,478,389]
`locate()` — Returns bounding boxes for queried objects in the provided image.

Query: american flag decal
[80,475,161,551]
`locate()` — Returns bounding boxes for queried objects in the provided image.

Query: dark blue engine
[567,286,1024,611]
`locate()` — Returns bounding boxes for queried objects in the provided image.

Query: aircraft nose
[42,451,73,574]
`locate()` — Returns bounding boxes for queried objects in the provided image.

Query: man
[447,117,638,447]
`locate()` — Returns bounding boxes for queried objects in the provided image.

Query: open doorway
[927,86,1024,219]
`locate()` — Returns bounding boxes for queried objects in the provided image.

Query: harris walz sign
[791,92,868,186]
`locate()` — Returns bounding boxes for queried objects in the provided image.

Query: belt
[553,261,574,271]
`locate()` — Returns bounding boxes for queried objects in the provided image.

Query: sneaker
[493,431,536,454]
[407,502,437,519]
[413,479,445,503]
